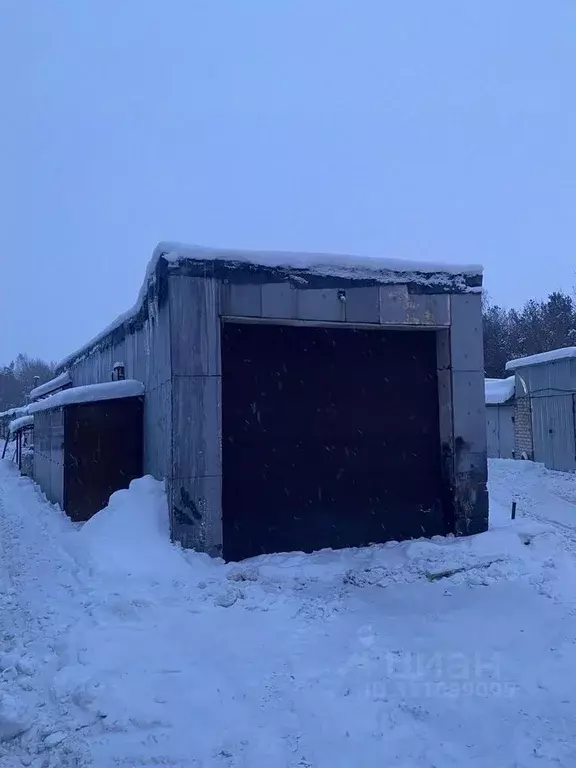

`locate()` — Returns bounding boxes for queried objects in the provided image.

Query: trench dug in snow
[2,458,576,766]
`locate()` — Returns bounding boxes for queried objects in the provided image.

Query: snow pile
[79,476,192,581]
[506,346,576,371]
[0,693,31,742]
[485,376,515,405]
[28,379,144,415]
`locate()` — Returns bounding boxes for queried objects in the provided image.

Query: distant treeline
[0,354,55,413]
[483,290,576,378]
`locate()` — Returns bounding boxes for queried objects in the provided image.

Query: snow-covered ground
[2,460,576,766]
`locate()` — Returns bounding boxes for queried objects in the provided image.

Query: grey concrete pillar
[436,329,455,530]
[168,275,223,556]
[449,294,489,535]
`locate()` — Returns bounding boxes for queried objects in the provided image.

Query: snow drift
[79,476,193,581]
[4,458,576,766]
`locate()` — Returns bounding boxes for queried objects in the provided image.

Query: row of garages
[486,347,576,472]
[4,328,576,559]
[0,242,490,562]
[2,379,145,520]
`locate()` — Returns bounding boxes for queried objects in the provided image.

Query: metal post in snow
[511,500,517,520]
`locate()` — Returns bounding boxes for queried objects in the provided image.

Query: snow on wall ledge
[28,380,145,415]
[506,347,576,372]
[57,241,483,371]
[29,371,72,401]
[485,377,515,405]
[8,415,34,435]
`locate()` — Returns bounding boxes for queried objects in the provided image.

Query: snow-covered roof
[9,415,34,435]
[156,241,483,280]
[485,377,515,405]
[57,241,483,370]
[506,347,576,372]
[28,380,145,415]
[29,371,72,401]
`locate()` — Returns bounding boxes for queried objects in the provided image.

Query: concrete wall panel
[172,375,222,480]
[171,475,223,557]
[345,287,380,323]
[169,275,222,553]
[261,283,294,319]
[379,288,450,327]
[170,276,221,376]
[452,370,487,460]
[144,380,172,479]
[221,282,262,318]
[486,408,500,458]
[498,405,515,459]
[450,294,484,371]
[295,289,345,322]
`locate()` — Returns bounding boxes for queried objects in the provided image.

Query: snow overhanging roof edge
[56,241,484,371]
[29,371,72,401]
[28,380,145,415]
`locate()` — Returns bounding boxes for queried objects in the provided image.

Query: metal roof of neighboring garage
[506,347,576,372]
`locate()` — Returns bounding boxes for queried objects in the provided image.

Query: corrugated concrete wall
[168,275,222,555]
[58,293,172,482]
[514,359,576,472]
[33,408,65,508]
[487,404,515,459]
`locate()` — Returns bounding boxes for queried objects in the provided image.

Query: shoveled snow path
[3,459,576,765]
[0,469,94,766]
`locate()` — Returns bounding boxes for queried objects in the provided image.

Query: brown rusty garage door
[221,322,447,562]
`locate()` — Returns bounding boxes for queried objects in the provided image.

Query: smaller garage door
[64,398,144,522]
[222,322,447,561]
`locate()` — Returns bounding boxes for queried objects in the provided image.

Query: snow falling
[2,458,576,765]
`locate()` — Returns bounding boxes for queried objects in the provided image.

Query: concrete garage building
[506,347,576,472]
[46,243,488,561]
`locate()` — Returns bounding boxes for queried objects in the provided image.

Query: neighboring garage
[222,322,445,561]
[31,381,144,522]
[485,377,515,459]
[43,242,488,560]
[506,347,576,472]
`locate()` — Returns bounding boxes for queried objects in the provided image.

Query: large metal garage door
[222,322,447,562]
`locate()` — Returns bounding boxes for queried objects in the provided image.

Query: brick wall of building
[514,396,533,460]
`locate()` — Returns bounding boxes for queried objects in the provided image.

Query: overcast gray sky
[1,1,575,364]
